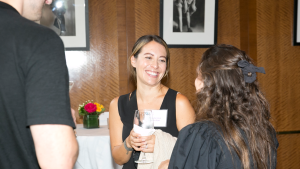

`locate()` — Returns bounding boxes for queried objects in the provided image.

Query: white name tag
[152,109,168,127]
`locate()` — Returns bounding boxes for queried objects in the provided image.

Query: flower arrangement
[78,100,105,116]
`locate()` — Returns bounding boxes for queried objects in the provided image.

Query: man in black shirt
[0,0,79,168]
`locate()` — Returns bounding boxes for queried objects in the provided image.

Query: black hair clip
[237,60,265,83]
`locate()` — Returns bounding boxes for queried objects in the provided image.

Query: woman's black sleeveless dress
[118,88,179,169]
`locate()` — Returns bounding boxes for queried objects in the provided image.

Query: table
[73,124,123,169]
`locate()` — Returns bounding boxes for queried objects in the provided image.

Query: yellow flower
[94,102,103,112]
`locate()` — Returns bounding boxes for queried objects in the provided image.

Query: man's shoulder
[2,12,60,42]
[22,20,60,41]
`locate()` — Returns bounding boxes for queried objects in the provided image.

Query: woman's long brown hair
[196,44,276,169]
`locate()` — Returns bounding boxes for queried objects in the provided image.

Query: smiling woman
[108,35,195,169]
[128,35,170,84]
[131,41,167,87]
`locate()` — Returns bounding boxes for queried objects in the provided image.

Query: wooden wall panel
[135,0,160,38]
[67,0,119,122]
[239,0,257,62]
[217,0,240,47]
[256,1,300,167]
[257,0,300,131]
[166,48,205,105]
[117,0,136,95]
[277,134,300,169]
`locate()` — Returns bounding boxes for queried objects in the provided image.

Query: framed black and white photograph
[40,0,90,51]
[293,0,300,45]
[160,0,218,48]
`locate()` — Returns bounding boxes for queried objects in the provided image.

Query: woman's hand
[141,135,155,153]
[127,130,145,151]
[127,130,156,153]
[158,159,170,169]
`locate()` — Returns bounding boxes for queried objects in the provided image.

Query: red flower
[84,103,97,113]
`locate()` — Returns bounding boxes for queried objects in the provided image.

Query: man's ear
[131,55,137,68]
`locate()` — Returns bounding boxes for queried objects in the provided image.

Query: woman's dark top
[118,88,179,169]
[169,121,279,169]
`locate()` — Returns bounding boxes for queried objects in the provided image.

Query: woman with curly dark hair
[159,44,278,169]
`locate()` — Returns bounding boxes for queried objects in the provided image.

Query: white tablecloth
[73,124,122,169]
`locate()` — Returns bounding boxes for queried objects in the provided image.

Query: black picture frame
[160,0,218,48]
[40,0,90,51]
[293,0,300,45]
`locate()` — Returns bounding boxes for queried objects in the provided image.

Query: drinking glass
[133,109,155,164]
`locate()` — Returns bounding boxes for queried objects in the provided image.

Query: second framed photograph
[160,0,218,48]
[40,0,90,51]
